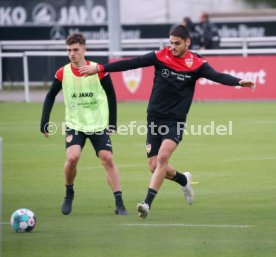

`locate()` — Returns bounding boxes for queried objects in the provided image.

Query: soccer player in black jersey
[79,25,255,219]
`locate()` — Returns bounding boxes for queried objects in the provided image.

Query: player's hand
[79,65,98,76]
[107,125,117,135]
[107,129,116,135]
[41,122,50,138]
[239,80,256,91]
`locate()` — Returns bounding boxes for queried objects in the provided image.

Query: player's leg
[98,150,128,214]
[146,118,179,181]
[61,128,86,215]
[148,157,194,204]
[146,119,187,194]
[149,139,178,191]
[98,150,121,193]
[137,119,194,219]
[90,130,128,215]
[137,118,161,219]
[161,120,194,204]
[138,139,177,219]
[148,155,182,179]
[64,144,81,185]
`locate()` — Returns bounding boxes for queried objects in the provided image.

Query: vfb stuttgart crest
[66,134,73,143]
[185,58,193,68]
[146,144,152,154]
[122,68,142,94]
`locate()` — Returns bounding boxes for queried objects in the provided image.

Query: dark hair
[183,17,195,31]
[66,33,86,45]
[170,25,190,40]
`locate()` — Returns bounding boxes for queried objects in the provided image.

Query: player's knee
[67,155,79,167]
[148,158,157,173]
[99,151,114,168]
[156,152,169,166]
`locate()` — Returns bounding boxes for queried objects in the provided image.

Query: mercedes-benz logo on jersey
[50,26,66,40]
[162,69,170,78]
[32,3,56,24]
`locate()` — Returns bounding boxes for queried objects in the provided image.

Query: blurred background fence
[1,0,276,101]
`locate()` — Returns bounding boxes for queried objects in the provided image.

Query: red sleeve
[98,71,108,80]
[98,64,104,71]
[87,62,106,80]
[55,67,64,82]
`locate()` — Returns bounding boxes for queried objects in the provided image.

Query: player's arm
[40,78,62,137]
[79,51,157,76]
[198,62,256,90]
[100,73,117,132]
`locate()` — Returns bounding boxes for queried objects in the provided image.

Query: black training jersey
[102,48,241,121]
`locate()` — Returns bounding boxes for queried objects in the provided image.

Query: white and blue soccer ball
[10,208,36,232]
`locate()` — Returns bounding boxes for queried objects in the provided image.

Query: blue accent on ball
[10,208,36,232]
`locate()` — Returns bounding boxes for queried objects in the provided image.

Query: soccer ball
[10,208,36,232]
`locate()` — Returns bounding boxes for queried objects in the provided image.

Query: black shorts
[146,116,185,158]
[65,128,112,156]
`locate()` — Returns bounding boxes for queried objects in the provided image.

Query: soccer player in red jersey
[79,25,255,219]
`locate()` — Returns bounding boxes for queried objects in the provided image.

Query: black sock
[114,191,124,207]
[66,184,74,198]
[172,171,187,187]
[144,188,158,208]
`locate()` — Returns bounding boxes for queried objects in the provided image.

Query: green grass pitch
[1,101,276,257]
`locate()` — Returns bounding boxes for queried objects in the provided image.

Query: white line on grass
[121,223,253,228]
[1,222,10,225]
[223,157,276,162]
[245,120,276,124]
[81,163,147,170]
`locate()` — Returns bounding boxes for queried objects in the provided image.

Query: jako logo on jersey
[79,92,93,97]
[185,58,193,68]
[122,69,142,94]
[72,92,94,98]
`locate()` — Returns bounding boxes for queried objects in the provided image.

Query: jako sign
[0,0,107,25]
